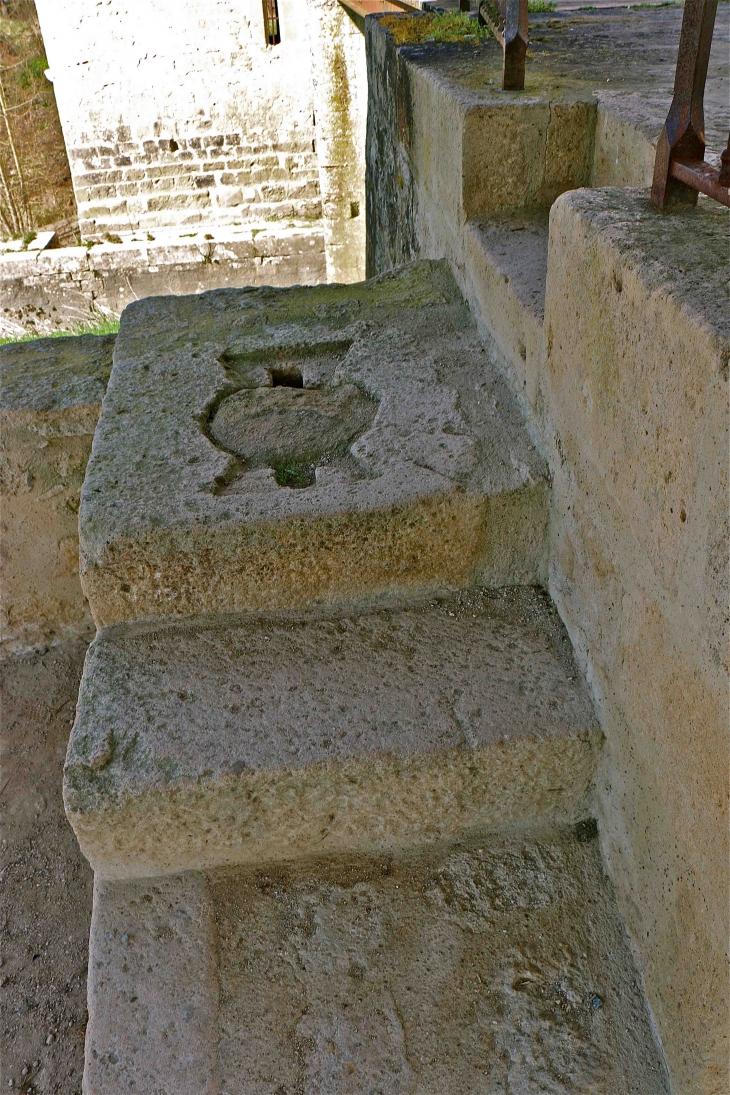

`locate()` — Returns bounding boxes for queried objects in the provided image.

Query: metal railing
[651,0,730,209]
[350,0,729,206]
[478,0,529,91]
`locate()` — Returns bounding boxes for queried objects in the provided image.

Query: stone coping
[376,5,729,156]
[549,187,730,347]
[0,333,115,414]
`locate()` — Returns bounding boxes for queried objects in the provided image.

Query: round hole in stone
[209,383,377,489]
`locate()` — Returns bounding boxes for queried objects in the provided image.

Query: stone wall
[364,13,729,1091]
[0,226,326,339]
[309,0,368,283]
[0,335,113,651]
[545,191,728,1095]
[33,0,323,240]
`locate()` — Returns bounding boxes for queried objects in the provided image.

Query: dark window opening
[263,0,281,45]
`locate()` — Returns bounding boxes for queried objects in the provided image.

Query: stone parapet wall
[544,192,728,1093]
[0,225,326,339]
[364,12,729,1089]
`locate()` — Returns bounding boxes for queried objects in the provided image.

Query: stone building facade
[33,0,367,282]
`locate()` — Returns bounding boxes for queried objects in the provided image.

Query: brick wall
[35,0,324,238]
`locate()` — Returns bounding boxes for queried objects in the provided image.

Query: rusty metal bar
[651,0,729,210]
[338,0,418,32]
[719,134,730,187]
[478,0,529,91]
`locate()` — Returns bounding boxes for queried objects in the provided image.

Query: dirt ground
[0,640,92,1094]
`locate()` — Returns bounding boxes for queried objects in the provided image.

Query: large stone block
[84,827,667,1094]
[78,262,549,627]
[365,19,597,276]
[0,334,114,650]
[544,187,729,1095]
[64,588,600,878]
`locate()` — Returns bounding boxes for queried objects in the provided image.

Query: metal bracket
[651,0,729,210]
[478,0,529,91]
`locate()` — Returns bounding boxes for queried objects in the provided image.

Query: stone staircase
[66,261,667,1092]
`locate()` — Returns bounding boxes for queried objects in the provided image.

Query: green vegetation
[382,11,490,46]
[423,12,491,42]
[271,462,317,489]
[19,55,48,87]
[0,316,120,347]
[527,2,556,12]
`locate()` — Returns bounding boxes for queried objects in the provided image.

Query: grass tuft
[0,315,120,347]
[382,12,491,46]
[271,462,317,489]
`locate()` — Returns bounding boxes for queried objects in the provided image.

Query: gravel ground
[0,641,92,1094]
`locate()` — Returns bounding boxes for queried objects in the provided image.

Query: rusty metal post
[651,0,718,209]
[478,0,529,91]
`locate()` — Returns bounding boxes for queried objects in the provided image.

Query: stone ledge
[0,223,326,340]
[64,588,601,878]
[463,212,549,414]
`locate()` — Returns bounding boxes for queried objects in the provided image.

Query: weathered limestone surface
[366,5,729,276]
[65,588,601,878]
[308,0,368,283]
[85,828,669,1094]
[0,226,326,340]
[544,189,729,1095]
[79,262,549,628]
[0,335,113,650]
[85,872,218,1095]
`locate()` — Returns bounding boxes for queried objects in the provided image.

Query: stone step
[83,825,668,1094]
[64,588,600,879]
[78,261,549,628]
[463,212,549,414]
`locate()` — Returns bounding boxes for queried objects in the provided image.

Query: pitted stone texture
[84,873,218,1095]
[79,262,549,626]
[85,828,668,1094]
[0,334,114,649]
[0,334,114,413]
[545,188,729,1095]
[64,588,600,878]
